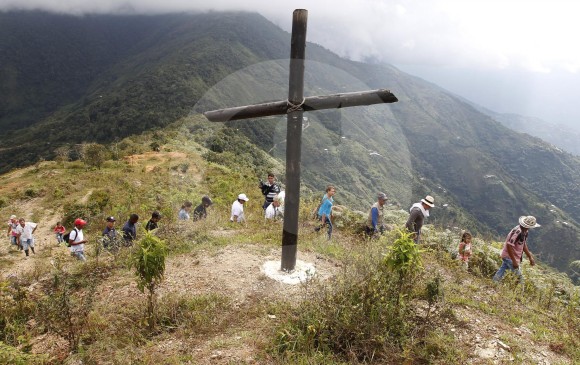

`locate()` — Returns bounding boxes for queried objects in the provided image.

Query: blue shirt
[317,196,333,217]
[122,221,136,242]
[102,226,116,239]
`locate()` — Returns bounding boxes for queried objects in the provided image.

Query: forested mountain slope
[0,11,578,280]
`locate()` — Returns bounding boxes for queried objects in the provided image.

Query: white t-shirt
[8,221,20,236]
[69,228,85,252]
[265,204,282,219]
[230,200,245,222]
[19,222,37,240]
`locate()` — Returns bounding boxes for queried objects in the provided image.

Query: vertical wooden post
[281,9,307,272]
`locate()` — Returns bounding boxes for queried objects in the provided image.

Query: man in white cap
[493,216,539,282]
[405,195,435,243]
[231,193,249,223]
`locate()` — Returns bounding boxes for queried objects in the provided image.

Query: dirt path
[1,198,66,279]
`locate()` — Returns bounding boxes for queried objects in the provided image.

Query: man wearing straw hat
[493,216,539,282]
[405,195,435,243]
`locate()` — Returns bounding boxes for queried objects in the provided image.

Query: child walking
[54,221,66,244]
[458,231,472,269]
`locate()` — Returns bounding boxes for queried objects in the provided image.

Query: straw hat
[421,195,435,207]
[519,216,540,228]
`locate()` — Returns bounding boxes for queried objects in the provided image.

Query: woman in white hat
[231,193,249,223]
[492,216,539,282]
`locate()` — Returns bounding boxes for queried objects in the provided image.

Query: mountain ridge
[0,10,578,281]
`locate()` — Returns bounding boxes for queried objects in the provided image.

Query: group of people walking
[309,186,539,283]
[6,211,162,262]
[6,170,540,282]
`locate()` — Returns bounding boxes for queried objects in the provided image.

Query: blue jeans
[56,233,63,243]
[322,219,332,239]
[72,251,87,261]
[493,258,522,282]
[22,238,34,251]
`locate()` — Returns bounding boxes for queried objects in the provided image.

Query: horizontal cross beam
[203,89,398,122]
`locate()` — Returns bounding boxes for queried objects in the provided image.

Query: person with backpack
[315,185,335,240]
[17,218,37,257]
[122,214,139,246]
[405,195,435,243]
[259,173,281,210]
[193,196,213,221]
[145,211,161,231]
[365,192,388,238]
[493,216,539,282]
[54,221,66,245]
[68,218,88,261]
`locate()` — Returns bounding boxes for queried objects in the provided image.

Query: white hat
[10,215,17,219]
[519,216,540,228]
[421,195,435,207]
[238,193,249,201]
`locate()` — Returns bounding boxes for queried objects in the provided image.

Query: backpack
[62,228,79,247]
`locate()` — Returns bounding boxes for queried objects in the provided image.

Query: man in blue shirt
[102,216,117,249]
[122,214,139,246]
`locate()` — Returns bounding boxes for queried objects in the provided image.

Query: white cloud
[2,0,579,74]
[2,0,580,127]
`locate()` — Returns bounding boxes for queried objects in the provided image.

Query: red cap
[74,218,87,227]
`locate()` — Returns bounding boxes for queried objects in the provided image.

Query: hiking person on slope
[69,218,88,261]
[405,195,435,243]
[259,173,281,210]
[365,192,388,238]
[492,216,539,282]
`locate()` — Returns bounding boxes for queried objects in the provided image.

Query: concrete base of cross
[262,259,316,285]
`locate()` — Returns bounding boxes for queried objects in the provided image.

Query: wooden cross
[204,9,398,272]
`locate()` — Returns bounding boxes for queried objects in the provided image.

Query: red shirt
[54,225,65,234]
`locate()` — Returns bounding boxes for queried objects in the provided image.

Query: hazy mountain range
[0,11,578,280]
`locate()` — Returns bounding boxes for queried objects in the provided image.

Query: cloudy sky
[2,0,579,129]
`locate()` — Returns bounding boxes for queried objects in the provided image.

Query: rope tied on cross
[287,98,306,113]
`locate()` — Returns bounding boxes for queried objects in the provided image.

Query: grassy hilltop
[1,11,579,280]
[0,118,578,364]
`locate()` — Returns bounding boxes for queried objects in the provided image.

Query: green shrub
[384,230,424,303]
[36,259,98,353]
[0,280,36,347]
[274,232,425,362]
[87,190,110,212]
[62,203,98,228]
[131,231,168,331]
[469,246,500,278]
[0,342,48,365]
[24,188,39,198]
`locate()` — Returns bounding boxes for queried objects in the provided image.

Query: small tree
[54,145,70,168]
[38,256,97,353]
[131,231,168,331]
[384,230,424,305]
[82,143,109,169]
